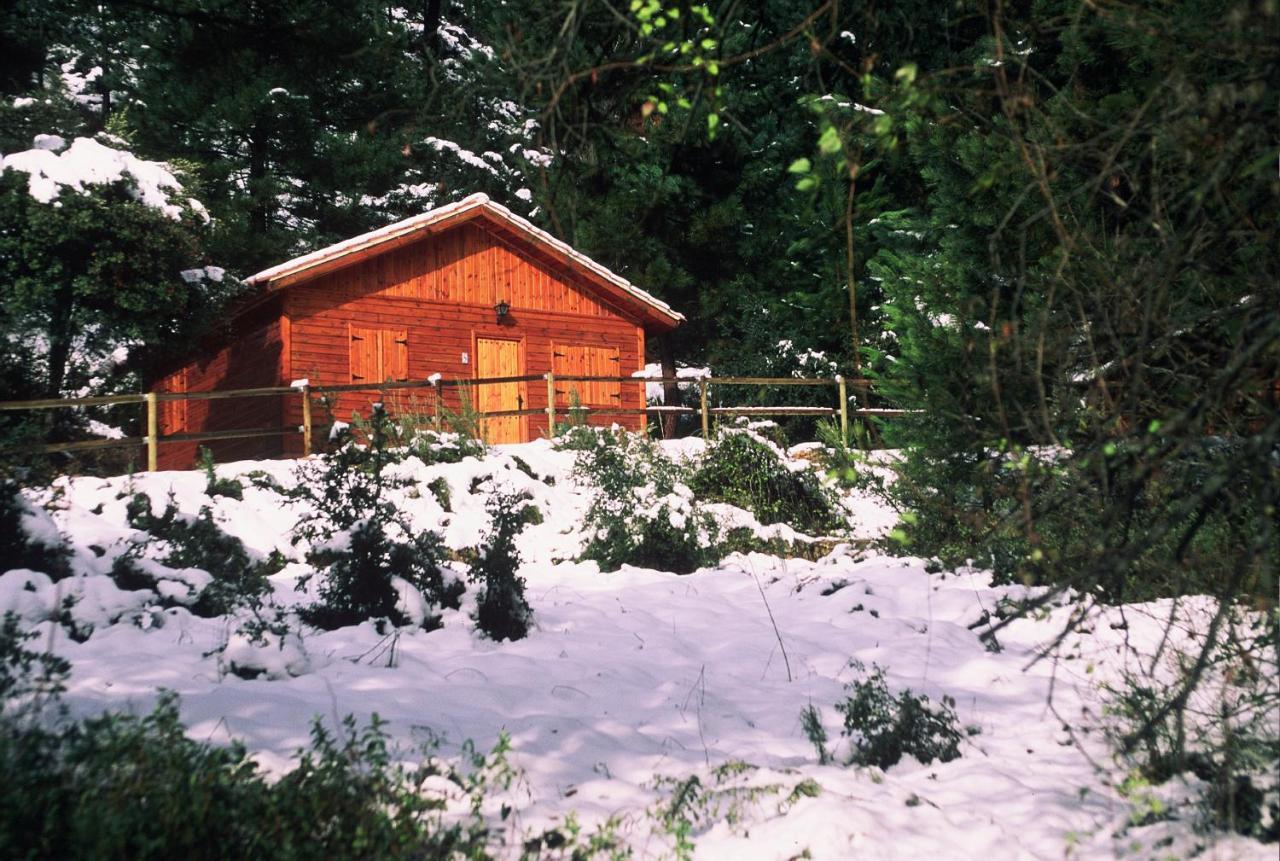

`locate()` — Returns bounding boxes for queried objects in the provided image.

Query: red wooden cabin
[152,193,684,469]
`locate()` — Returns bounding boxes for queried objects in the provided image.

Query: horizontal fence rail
[0,372,905,471]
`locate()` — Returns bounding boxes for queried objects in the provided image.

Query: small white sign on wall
[461,351,469,365]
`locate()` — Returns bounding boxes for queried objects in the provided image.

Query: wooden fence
[0,373,904,471]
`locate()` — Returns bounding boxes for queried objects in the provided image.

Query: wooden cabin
[152,193,684,469]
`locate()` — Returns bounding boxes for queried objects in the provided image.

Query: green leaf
[795,175,819,191]
[787,157,812,174]
[895,63,918,85]
[818,126,842,155]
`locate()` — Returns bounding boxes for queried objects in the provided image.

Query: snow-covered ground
[3,439,1272,859]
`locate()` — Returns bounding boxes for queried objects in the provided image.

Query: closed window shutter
[383,330,409,381]
[554,345,620,406]
[350,325,379,383]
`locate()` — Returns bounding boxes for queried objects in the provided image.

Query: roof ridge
[242,194,684,325]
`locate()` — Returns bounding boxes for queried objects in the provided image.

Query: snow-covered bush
[574,432,719,575]
[289,407,461,630]
[407,429,488,466]
[0,482,72,582]
[469,490,534,642]
[809,662,967,769]
[553,423,620,454]
[124,494,280,617]
[0,611,69,711]
[691,429,845,536]
[1106,609,1279,842]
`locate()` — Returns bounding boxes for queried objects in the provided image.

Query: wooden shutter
[586,346,621,405]
[349,325,379,383]
[552,344,586,407]
[553,344,620,406]
[382,329,408,382]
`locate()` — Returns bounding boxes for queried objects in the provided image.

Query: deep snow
[3,438,1272,860]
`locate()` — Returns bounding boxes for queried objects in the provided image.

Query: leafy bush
[0,693,496,860]
[408,429,489,466]
[198,446,244,500]
[0,481,72,581]
[470,490,535,641]
[288,406,461,630]
[574,432,719,575]
[125,493,281,616]
[690,429,845,536]
[806,662,966,769]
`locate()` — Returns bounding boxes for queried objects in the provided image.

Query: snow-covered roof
[244,193,684,328]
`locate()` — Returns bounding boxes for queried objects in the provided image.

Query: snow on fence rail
[0,373,907,470]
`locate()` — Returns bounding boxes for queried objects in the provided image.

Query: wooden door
[475,337,523,443]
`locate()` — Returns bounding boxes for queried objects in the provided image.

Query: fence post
[836,374,848,442]
[545,372,556,436]
[432,379,442,431]
[699,378,710,440]
[145,391,158,471]
[301,385,313,456]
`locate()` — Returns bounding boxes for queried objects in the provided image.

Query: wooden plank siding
[279,222,647,453]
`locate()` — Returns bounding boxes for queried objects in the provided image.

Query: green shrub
[124,493,281,616]
[198,446,244,500]
[691,430,845,536]
[301,519,458,631]
[0,693,495,860]
[574,433,719,575]
[807,662,967,769]
[0,481,72,581]
[470,490,534,641]
[288,406,461,630]
[408,429,489,466]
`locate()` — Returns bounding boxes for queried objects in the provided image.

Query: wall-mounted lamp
[494,299,511,323]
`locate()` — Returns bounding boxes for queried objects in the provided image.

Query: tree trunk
[424,0,446,58]
[659,334,678,439]
[46,280,75,398]
[248,125,270,235]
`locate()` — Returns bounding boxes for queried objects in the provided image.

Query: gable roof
[243,193,684,331]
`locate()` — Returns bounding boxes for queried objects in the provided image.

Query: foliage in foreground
[0,692,498,861]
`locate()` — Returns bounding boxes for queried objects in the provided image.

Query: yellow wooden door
[476,337,522,443]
